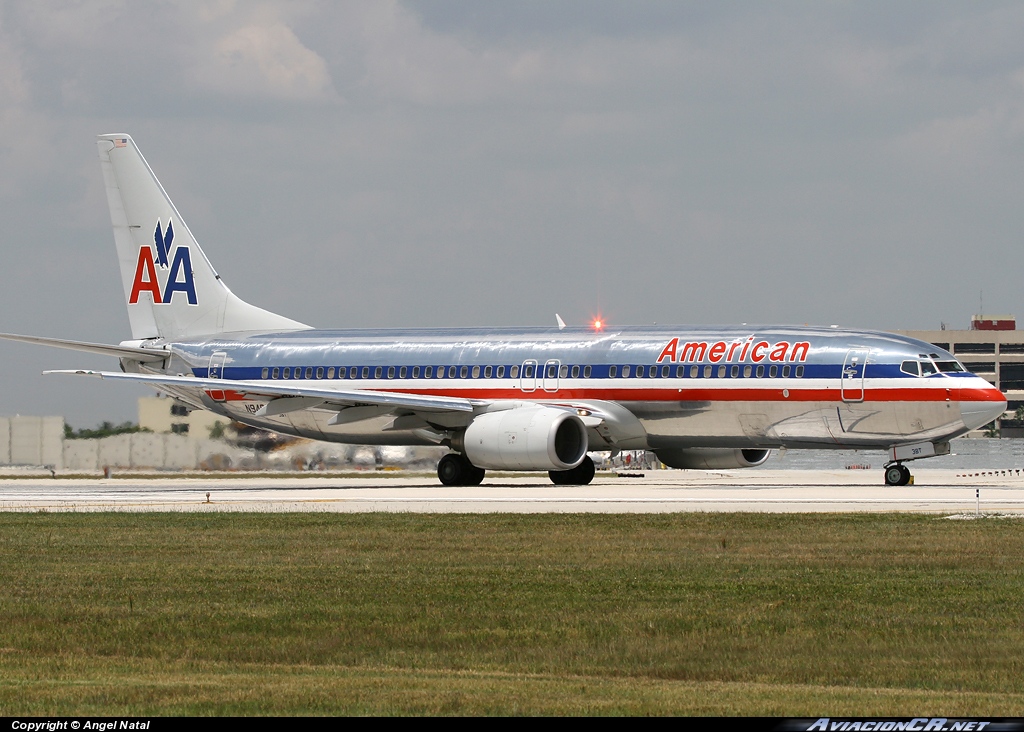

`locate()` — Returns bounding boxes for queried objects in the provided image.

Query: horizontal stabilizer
[0,332,169,362]
[44,369,476,414]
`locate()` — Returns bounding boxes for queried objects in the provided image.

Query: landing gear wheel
[464,463,486,486]
[437,454,486,486]
[884,464,912,487]
[549,455,596,486]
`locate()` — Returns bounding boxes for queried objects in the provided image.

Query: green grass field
[0,512,1021,715]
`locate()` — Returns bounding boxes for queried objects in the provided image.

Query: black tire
[549,455,596,486]
[465,464,486,486]
[884,465,904,486]
[438,454,464,486]
[438,454,486,486]
[549,469,569,485]
[898,464,912,486]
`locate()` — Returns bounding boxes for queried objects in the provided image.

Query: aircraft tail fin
[96,134,309,341]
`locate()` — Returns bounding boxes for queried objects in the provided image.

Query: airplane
[0,134,1007,487]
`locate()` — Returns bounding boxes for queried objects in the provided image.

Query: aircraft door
[208,351,227,402]
[543,359,560,392]
[520,359,538,392]
[841,349,869,403]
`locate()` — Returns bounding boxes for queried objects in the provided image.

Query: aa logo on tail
[129,219,197,305]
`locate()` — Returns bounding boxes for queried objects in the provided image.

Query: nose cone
[959,382,1007,431]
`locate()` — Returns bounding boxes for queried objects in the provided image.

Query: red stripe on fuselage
[204,384,1003,404]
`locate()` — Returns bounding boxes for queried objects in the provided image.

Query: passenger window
[282,369,290,380]
[769,365,777,378]
[661,365,669,378]
[731,365,739,378]
[795,366,804,377]
[472,365,480,378]
[622,365,631,378]
[782,365,790,378]
[437,367,445,379]
[413,366,420,378]
[743,365,752,378]
[387,366,395,379]
[559,365,568,378]
[547,364,557,378]
[571,365,579,378]
[424,366,432,378]
[305,367,312,379]
[703,365,711,378]
[583,365,591,378]
[327,367,335,379]
[510,365,519,378]
[610,365,618,378]
[484,366,492,378]
[316,367,324,379]
[524,364,534,378]
[351,367,359,379]
[449,366,457,378]
[497,365,505,378]
[901,360,921,377]
[690,366,699,378]
[261,368,268,379]
[374,366,382,379]
[400,366,407,378]
[718,365,726,378]
[272,367,280,379]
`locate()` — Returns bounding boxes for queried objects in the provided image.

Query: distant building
[138,396,227,438]
[969,314,1016,331]
[898,315,1022,433]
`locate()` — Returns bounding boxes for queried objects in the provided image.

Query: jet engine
[456,406,589,471]
[654,447,771,470]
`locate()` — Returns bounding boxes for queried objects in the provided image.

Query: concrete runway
[1,469,1024,513]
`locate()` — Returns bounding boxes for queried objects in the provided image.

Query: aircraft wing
[45,369,475,414]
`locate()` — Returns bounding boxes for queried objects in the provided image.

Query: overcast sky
[2,1,1023,426]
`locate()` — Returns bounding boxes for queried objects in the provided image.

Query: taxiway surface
[1,469,1023,513]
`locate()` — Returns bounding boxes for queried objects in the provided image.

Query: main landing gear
[549,455,596,486]
[884,463,912,487]
[437,453,485,486]
[436,454,598,486]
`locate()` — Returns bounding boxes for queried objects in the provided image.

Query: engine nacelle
[459,407,589,471]
[654,447,771,470]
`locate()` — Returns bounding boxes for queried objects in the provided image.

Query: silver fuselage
[130,324,1006,453]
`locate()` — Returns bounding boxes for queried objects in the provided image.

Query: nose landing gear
[884,463,912,486]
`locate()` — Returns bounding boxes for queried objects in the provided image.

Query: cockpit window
[935,360,965,373]
[920,361,936,375]
[900,360,920,377]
